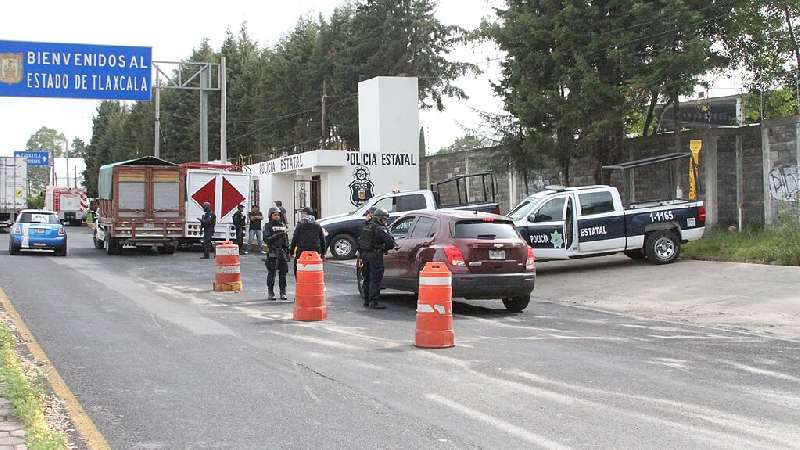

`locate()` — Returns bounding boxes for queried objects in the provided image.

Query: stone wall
[421,122,781,226]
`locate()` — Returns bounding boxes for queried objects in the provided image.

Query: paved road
[1,229,799,449]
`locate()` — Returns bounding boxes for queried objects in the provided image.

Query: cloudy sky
[0,0,506,157]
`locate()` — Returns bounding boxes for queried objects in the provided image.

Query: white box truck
[182,166,253,245]
[0,157,27,230]
[45,186,88,225]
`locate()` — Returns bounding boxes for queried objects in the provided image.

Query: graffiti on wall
[768,165,800,202]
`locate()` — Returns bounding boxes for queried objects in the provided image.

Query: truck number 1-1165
[650,211,675,222]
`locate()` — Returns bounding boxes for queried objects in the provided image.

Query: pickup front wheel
[644,230,680,265]
[330,234,357,260]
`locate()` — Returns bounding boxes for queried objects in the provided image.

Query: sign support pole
[200,64,209,163]
[220,57,227,163]
[154,71,160,159]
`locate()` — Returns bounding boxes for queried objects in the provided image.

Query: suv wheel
[645,230,680,265]
[330,234,356,260]
[502,295,530,312]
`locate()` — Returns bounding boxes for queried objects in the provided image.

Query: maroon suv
[357,210,536,312]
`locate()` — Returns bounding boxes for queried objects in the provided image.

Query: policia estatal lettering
[357,208,396,309]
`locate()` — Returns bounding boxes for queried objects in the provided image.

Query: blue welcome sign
[0,40,152,101]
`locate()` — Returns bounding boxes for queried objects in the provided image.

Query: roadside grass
[0,324,65,450]
[683,223,800,266]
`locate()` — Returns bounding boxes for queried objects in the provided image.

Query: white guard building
[248,76,420,224]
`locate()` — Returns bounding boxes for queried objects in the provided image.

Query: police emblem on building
[0,53,23,85]
[349,165,374,206]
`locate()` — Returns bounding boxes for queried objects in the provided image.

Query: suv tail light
[13,225,21,235]
[443,245,465,267]
[526,247,535,270]
[697,205,706,225]
[58,227,65,236]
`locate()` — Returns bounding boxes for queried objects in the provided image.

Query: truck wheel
[93,232,105,249]
[624,250,646,260]
[105,237,119,255]
[645,230,680,265]
[502,295,531,312]
[330,234,357,260]
[158,244,176,255]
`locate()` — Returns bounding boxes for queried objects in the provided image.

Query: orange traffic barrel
[294,251,327,321]
[415,262,454,348]
[214,241,242,292]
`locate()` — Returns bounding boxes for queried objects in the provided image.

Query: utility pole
[321,79,327,149]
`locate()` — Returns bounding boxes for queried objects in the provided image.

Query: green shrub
[683,222,800,266]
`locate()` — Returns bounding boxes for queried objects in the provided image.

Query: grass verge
[0,324,65,450]
[682,223,800,266]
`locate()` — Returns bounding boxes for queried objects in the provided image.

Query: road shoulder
[0,289,107,450]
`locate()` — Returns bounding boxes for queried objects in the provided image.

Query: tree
[26,126,67,157]
[70,137,87,158]
[486,0,727,183]
[327,0,477,147]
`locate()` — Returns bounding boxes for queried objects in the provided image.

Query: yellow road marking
[0,288,111,450]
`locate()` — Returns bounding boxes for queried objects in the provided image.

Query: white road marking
[721,360,800,384]
[268,330,366,351]
[425,393,572,450]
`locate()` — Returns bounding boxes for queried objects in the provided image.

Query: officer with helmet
[199,202,216,259]
[357,207,396,309]
[263,207,290,300]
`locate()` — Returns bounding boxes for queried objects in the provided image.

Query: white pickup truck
[509,185,705,264]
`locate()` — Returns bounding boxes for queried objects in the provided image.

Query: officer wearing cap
[357,207,396,309]
[199,202,216,259]
[290,207,326,275]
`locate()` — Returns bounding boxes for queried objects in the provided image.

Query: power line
[227,94,357,145]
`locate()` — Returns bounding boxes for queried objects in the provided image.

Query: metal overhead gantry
[152,58,227,163]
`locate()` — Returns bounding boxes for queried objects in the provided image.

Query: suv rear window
[454,221,519,239]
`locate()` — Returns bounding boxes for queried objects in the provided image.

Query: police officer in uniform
[199,202,216,259]
[232,204,246,254]
[263,207,289,300]
[290,207,326,276]
[357,208,396,309]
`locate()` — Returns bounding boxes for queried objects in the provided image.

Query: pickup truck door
[575,190,626,254]
[518,194,573,260]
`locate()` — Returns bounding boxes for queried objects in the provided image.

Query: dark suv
[357,210,536,312]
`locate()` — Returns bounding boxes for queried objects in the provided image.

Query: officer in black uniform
[290,207,326,276]
[199,202,216,259]
[232,204,246,254]
[357,208,396,309]
[263,207,289,300]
